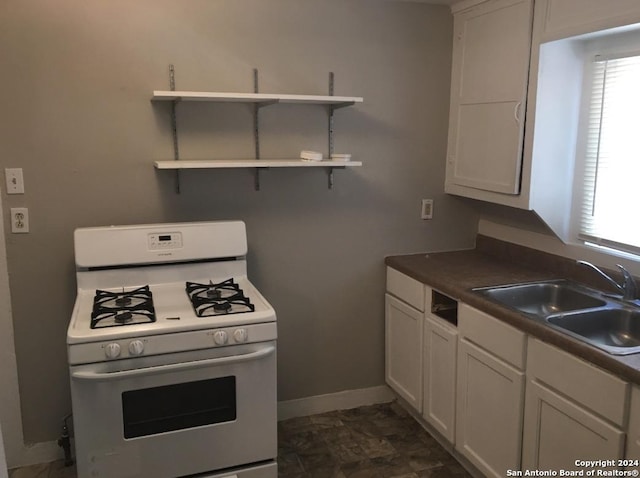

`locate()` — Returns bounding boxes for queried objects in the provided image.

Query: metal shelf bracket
[328,72,335,190]
[254,68,262,191]
[169,64,181,194]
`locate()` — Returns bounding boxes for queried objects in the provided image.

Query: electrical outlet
[421,199,433,220]
[10,208,29,233]
[5,168,24,194]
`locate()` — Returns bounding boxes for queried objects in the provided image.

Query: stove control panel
[103,340,146,360]
[68,323,276,365]
[147,232,182,251]
[211,328,249,345]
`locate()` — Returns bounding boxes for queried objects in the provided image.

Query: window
[578,52,640,256]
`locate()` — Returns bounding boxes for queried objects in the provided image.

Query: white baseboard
[277,385,395,421]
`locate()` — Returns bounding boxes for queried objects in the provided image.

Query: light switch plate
[5,168,24,194]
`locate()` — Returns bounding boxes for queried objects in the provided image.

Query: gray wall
[0,0,478,443]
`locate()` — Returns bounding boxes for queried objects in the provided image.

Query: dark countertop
[385,248,640,386]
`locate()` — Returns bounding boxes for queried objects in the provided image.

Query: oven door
[70,341,276,478]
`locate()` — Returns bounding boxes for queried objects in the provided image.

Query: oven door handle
[71,345,275,382]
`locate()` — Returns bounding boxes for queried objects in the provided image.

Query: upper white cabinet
[443,0,640,237]
[385,268,425,412]
[539,0,640,42]
[445,0,534,197]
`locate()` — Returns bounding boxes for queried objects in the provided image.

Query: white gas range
[67,221,277,478]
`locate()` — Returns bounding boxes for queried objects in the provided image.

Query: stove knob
[233,328,248,343]
[104,343,121,359]
[213,330,228,346]
[128,340,145,356]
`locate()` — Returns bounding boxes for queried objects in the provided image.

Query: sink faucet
[577,260,638,301]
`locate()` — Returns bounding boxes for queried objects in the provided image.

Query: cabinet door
[456,338,524,478]
[627,386,640,460]
[446,0,533,195]
[522,379,625,469]
[385,293,423,412]
[422,316,457,444]
[541,0,640,42]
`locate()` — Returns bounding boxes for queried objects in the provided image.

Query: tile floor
[278,401,471,478]
[8,459,75,478]
[8,401,471,478]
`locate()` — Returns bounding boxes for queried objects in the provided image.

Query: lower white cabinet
[422,314,457,443]
[386,271,459,437]
[384,272,640,473]
[522,339,627,469]
[455,304,526,478]
[456,338,525,477]
[385,293,423,411]
[628,386,640,459]
[625,385,640,460]
[522,379,625,470]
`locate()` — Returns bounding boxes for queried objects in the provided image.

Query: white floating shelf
[152,90,363,107]
[154,159,362,170]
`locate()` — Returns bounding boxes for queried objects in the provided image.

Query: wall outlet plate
[421,199,433,220]
[10,208,29,233]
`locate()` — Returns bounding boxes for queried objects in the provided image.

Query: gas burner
[193,293,255,317]
[186,280,255,317]
[91,285,156,329]
[186,279,241,300]
[115,296,132,307]
[115,311,133,323]
[213,301,232,312]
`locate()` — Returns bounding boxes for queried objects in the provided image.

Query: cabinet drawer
[386,267,425,311]
[527,338,629,427]
[458,304,526,369]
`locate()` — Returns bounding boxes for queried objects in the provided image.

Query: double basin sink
[473,280,640,355]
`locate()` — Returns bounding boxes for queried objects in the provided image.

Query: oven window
[122,376,236,439]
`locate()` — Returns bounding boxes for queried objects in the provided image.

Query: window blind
[579,53,640,256]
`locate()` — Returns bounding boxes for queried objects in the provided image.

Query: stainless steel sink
[547,309,640,355]
[474,280,606,318]
[473,279,640,355]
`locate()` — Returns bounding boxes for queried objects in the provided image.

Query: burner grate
[186,279,255,317]
[91,285,156,329]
